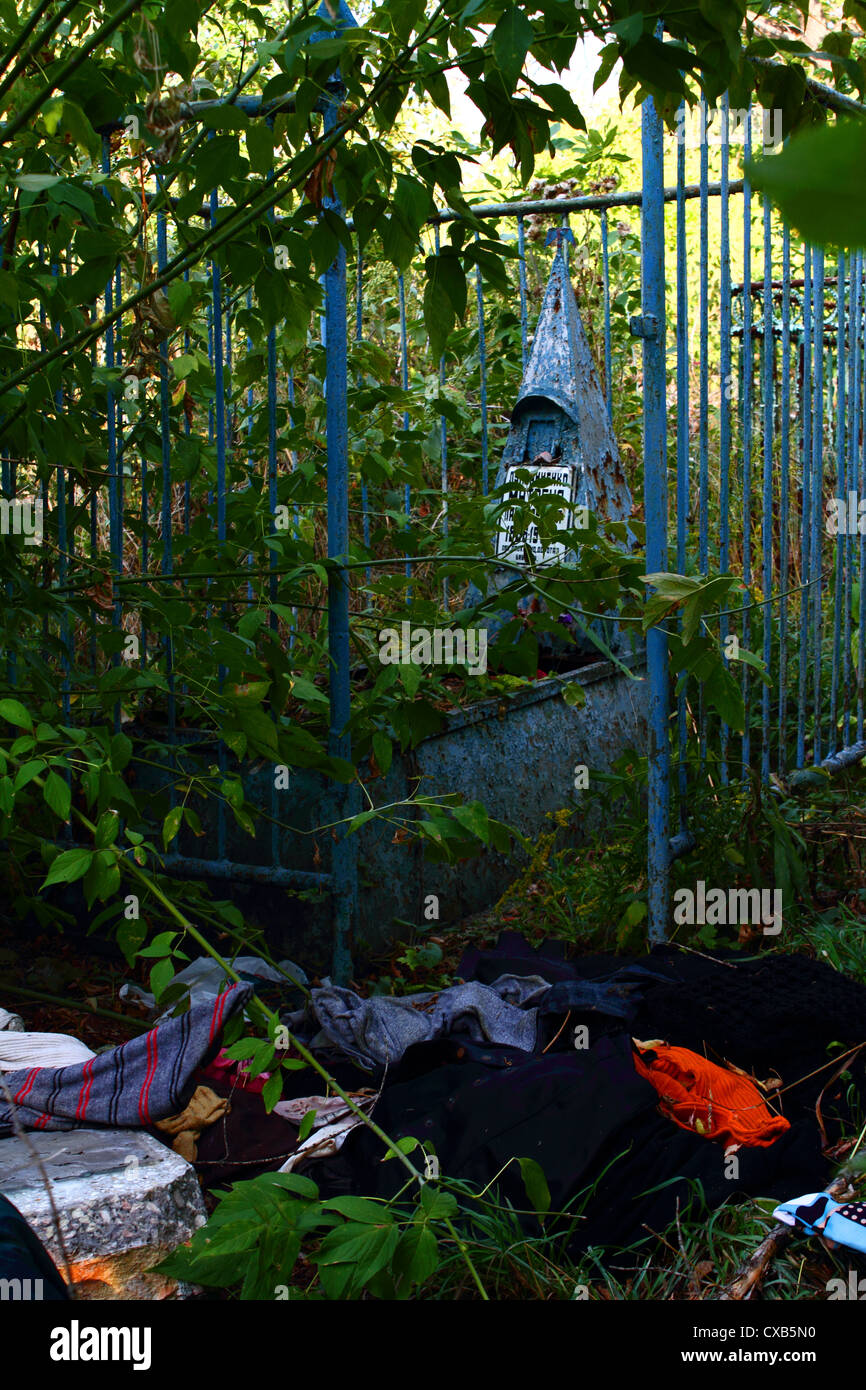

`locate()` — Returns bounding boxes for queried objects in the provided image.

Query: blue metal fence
[641,80,866,943]
[5,5,866,969]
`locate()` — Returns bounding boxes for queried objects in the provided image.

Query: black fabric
[0,1194,69,1300]
[633,949,866,1085]
[310,1033,658,1226]
[309,946,866,1254]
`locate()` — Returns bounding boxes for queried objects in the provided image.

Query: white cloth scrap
[0,1029,96,1072]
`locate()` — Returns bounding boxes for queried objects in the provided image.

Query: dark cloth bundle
[304,946,866,1253]
[0,983,253,1135]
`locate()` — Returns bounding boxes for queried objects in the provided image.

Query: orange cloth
[632,1042,790,1149]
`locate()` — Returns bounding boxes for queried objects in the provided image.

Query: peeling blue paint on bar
[761,196,773,783]
[858,254,866,745]
[517,214,528,370]
[320,0,358,984]
[798,247,813,770]
[718,94,732,787]
[812,249,826,765]
[600,209,612,421]
[778,225,791,774]
[830,254,846,756]
[675,110,689,826]
[398,269,411,577]
[741,106,753,779]
[475,234,490,497]
[642,92,670,945]
[843,253,859,748]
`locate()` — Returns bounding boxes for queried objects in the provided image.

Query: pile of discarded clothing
[3,936,866,1259]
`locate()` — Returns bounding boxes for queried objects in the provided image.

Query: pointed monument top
[512,242,585,425]
[509,243,633,531]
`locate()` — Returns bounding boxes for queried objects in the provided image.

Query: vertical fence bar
[830,254,846,755]
[156,206,176,801]
[719,94,732,786]
[323,77,356,985]
[267,312,280,868]
[642,93,670,944]
[517,214,528,370]
[797,246,813,768]
[698,99,709,579]
[101,136,122,714]
[740,107,753,779]
[209,183,227,860]
[398,270,411,576]
[51,261,71,722]
[355,246,371,569]
[433,224,449,609]
[843,253,858,748]
[761,196,774,782]
[778,225,791,772]
[859,254,866,741]
[601,208,612,419]
[475,235,489,496]
[675,107,689,825]
[812,249,825,763]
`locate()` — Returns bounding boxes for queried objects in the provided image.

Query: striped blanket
[0,983,253,1135]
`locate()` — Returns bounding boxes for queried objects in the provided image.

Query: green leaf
[149,957,176,1002]
[322,1197,388,1224]
[419,1186,458,1220]
[162,805,183,849]
[491,5,534,89]
[392,1225,439,1289]
[641,572,702,598]
[451,801,490,842]
[747,120,866,249]
[110,731,133,772]
[372,731,392,775]
[42,847,94,888]
[117,916,147,966]
[398,663,423,698]
[384,1135,420,1159]
[13,758,45,791]
[238,706,279,757]
[562,681,586,709]
[95,810,120,849]
[0,698,33,730]
[261,1070,283,1112]
[518,1156,551,1217]
[298,1109,317,1142]
[43,769,71,822]
[138,931,177,958]
[16,174,61,192]
[423,249,466,359]
[314,1220,398,1284]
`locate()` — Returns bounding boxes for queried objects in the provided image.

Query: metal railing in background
[640,80,866,943]
[5,0,866,966]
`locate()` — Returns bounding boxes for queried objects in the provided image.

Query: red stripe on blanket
[13,1069,40,1105]
[208,986,230,1045]
[75,1058,95,1121]
[138,1026,159,1124]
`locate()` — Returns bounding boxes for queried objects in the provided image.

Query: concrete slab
[0,1128,207,1300]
